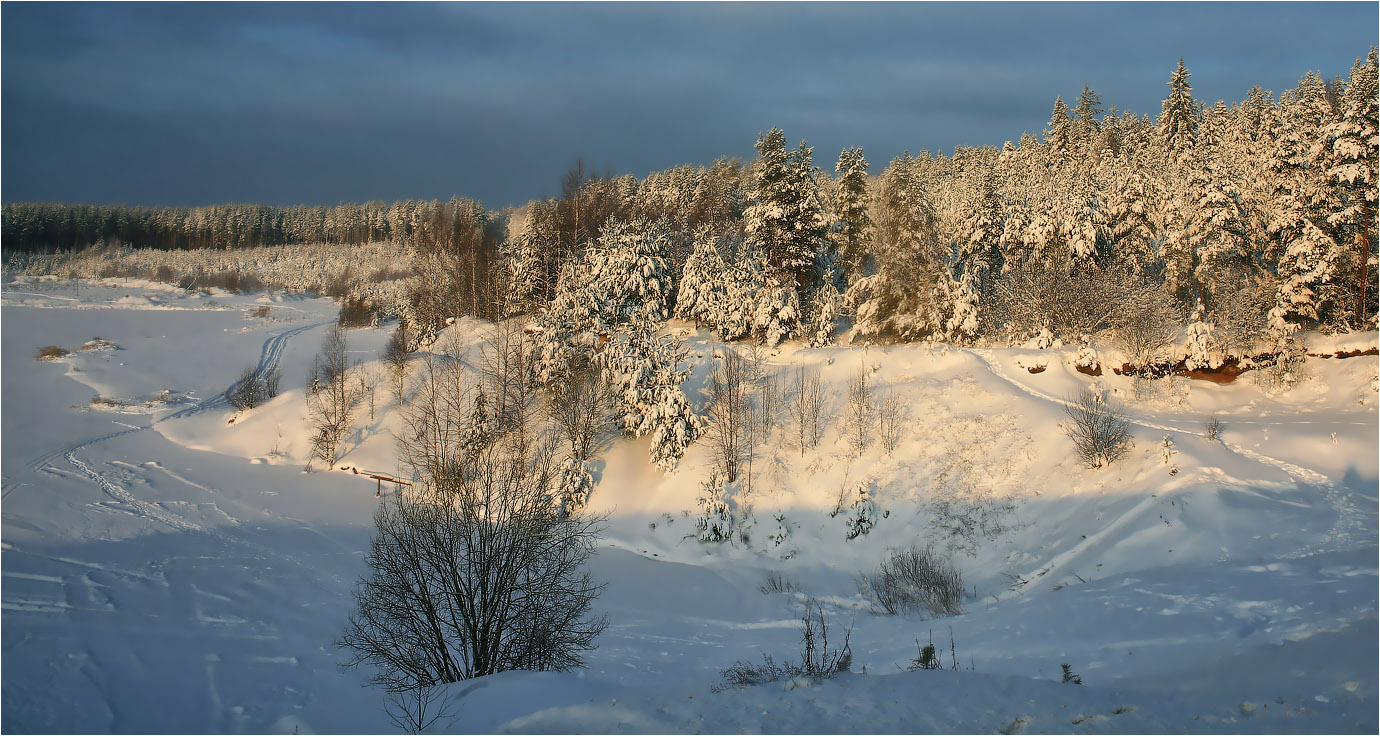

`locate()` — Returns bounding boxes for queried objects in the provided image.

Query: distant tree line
[8,49,1376,350]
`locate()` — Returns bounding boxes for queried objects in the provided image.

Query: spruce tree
[1159,58,1199,160]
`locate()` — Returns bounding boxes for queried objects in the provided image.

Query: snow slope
[2,278,1376,733]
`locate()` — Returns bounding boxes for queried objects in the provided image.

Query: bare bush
[226,364,282,411]
[338,297,374,327]
[35,345,69,360]
[1203,415,1224,441]
[787,365,823,455]
[857,544,964,617]
[480,319,540,458]
[758,571,798,595]
[339,437,606,691]
[717,599,851,689]
[1063,388,1132,468]
[385,684,457,735]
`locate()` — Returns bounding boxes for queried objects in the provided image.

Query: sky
[2,2,1377,211]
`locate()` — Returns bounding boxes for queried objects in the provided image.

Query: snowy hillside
[2,278,1376,734]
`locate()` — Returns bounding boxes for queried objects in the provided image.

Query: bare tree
[846,363,874,456]
[788,365,823,455]
[481,319,539,459]
[546,350,616,463]
[705,350,753,483]
[1111,283,1182,375]
[396,333,474,492]
[306,325,362,467]
[383,322,411,405]
[877,388,905,455]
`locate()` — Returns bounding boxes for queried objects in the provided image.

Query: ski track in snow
[10,320,331,533]
[968,348,1371,566]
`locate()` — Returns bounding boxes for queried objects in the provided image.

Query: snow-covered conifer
[1184,299,1220,370]
[1159,58,1199,160]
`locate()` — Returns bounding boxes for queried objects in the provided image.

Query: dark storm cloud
[3,2,1376,209]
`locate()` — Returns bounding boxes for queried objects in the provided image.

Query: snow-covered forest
[8,51,1378,351]
[2,49,1377,735]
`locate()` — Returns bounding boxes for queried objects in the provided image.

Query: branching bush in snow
[1111,280,1182,375]
[226,364,282,411]
[1203,415,1224,442]
[339,437,606,690]
[546,351,617,464]
[716,599,851,690]
[857,544,964,618]
[1063,388,1133,468]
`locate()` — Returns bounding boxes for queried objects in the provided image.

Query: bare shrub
[339,438,606,691]
[480,319,540,458]
[717,599,851,689]
[857,544,964,617]
[247,305,272,319]
[35,345,69,360]
[758,571,798,595]
[1063,388,1132,468]
[787,365,823,455]
[226,364,282,411]
[1203,415,1224,441]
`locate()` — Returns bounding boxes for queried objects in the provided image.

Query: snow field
[2,279,1376,733]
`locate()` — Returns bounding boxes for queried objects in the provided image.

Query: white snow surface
[2,278,1376,734]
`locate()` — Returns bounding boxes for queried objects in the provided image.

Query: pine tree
[832,147,873,284]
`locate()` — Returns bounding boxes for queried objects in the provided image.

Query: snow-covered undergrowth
[3,279,1376,733]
